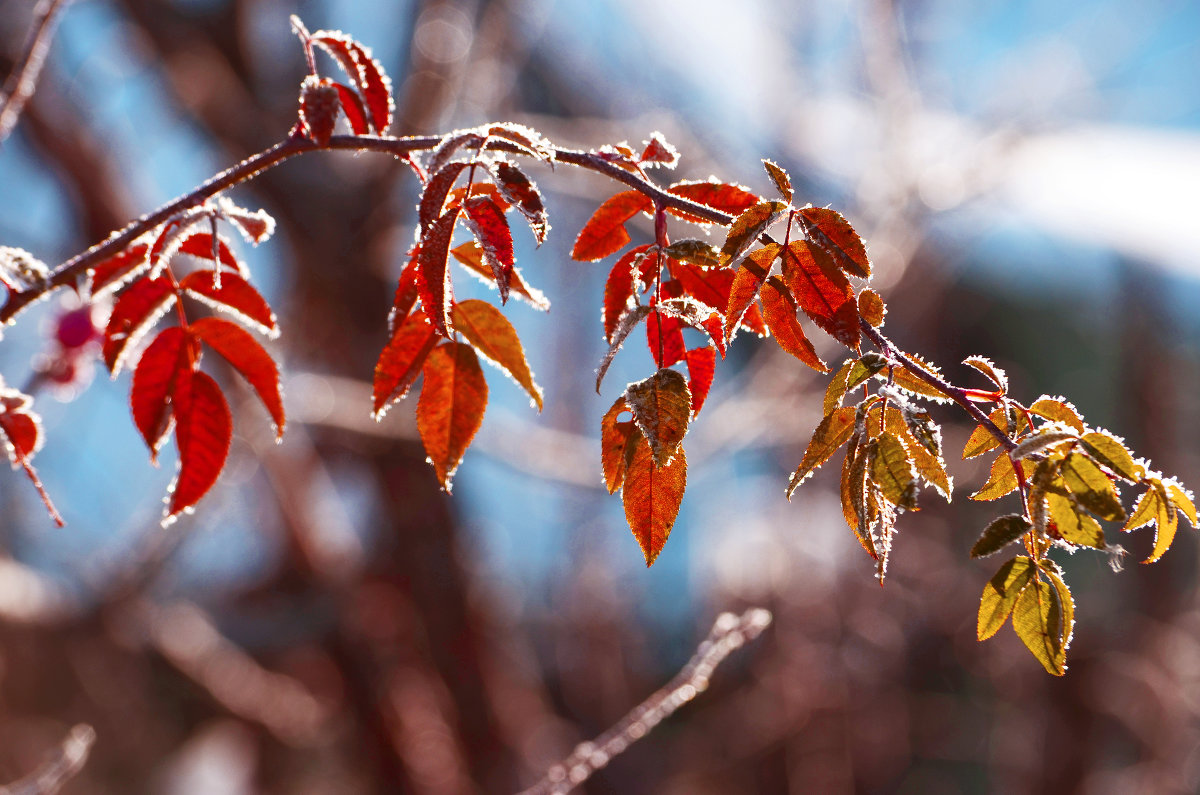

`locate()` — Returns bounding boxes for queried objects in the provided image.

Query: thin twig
[0,0,73,145]
[516,608,772,795]
[0,724,95,795]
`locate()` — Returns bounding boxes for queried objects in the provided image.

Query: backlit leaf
[571,191,653,261]
[299,76,340,145]
[872,431,917,509]
[388,251,421,332]
[180,271,278,338]
[189,317,285,437]
[176,233,244,276]
[1043,566,1075,664]
[130,327,192,461]
[601,397,636,494]
[166,371,231,524]
[798,206,871,279]
[1010,428,1078,461]
[372,310,438,417]
[464,195,515,303]
[1166,481,1197,528]
[963,406,1021,460]
[963,356,1008,394]
[417,207,460,335]
[1029,396,1085,433]
[1045,492,1105,548]
[762,160,793,202]
[723,245,778,340]
[1146,479,1178,564]
[450,242,548,310]
[787,406,856,498]
[667,180,759,225]
[624,368,691,468]
[451,299,543,411]
[977,556,1033,641]
[89,242,150,296]
[858,288,886,327]
[1060,452,1124,521]
[311,30,393,133]
[720,201,787,266]
[779,240,859,349]
[881,406,952,500]
[419,162,469,231]
[104,277,177,375]
[639,132,679,168]
[602,245,655,341]
[685,346,716,415]
[664,239,720,269]
[622,435,687,566]
[596,305,651,392]
[332,82,369,134]
[824,360,855,416]
[1080,430,1140,482]
[1012,575,1066,675]
[760,278,827,372]
[417,342,488,491]
[492,162,549,244]
[971,453,1023,501]
[216,199,275,245]
[646,309,686,368]
[889,359,954,403]
[970,515,1032,558]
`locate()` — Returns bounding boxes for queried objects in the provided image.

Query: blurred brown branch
[0,724,94,795]
[0,0,72,145]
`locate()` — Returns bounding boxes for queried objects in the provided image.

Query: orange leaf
[451,299,543,411]
[449,242,548,311]
[760,278,828,373]
[799,206,871,278]
[416,342,488,491]
[858,288,886,327]
[373,310,438,417]
[622,435,687,566]
[601,396,636,494]
[603,245,655,341]
[166,371,231,524]
[571,191,652,261]
[780,240,859,349]
[623,368,691,467]
[189,317,285,437]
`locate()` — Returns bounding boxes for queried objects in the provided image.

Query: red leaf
[760,278,828,372]
[312,31,393,133]
[799,207,871,278]
[647,309,686,368]
[639,132,680,168]
[417,207,461,335]
[0,388,60,527]
[180,271,277,338]
[388,252,422,333]
[463,195,515,304]
[603,245,655,342]
[721,244,777,340]
[596,305,651,392]
[671,261,733,316]
[419,163,469,231]
[685,345,717,415]
[177,233,243,275]
[166,371,232,523]
[780,241,859,349]
[103,277,177,375]
[130,327,193,461]
[667,180,759,224]
[571,191,653,261]
[216,200,275,244]
[451,299,543,411]
[656,295,727,358]
[449,242,548,311]
[90,242,150,295]
[373,310,438,417]
[417,342,488,491]
[189,317,285,437]
[299,75,340,145]
[622,434,687,566]
[492,162,549,245]
[332,82,370,134]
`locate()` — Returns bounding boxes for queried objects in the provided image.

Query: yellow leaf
[1045,491,1105,549]
[971,454,1025,501]
[1166,481,1198,528]
[871,431,917,509]
[787,406,857,498]
[1080,430,1140,482]
[1029,396,1085,433]
[978,556,1033,641]
[1012,575,1066,675]
[1060,452,1124,521]
[1145,480,1178,564]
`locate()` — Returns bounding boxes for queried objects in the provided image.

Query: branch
[0,0,72,145]
[0,724,95,795]
[517,608,772,795]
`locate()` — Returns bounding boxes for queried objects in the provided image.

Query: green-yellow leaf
[623,368,691,468]
[978,556,1033,641]
[1080,430,1141,482]
[1045,491,1105,549]
[1146,479,1178,564]
[823,360,854,416]
[1012,575,1066,675]
[970,514,1031,558]
[1122,486,1160,532]
[871,431,917,509]
[882,408,951,500]
[1060,451,1124,521]
[787,406,857,498]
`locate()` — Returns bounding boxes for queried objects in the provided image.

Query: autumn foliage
[0,16,1194,678]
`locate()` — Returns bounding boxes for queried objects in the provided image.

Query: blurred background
[2,0,1200,792]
